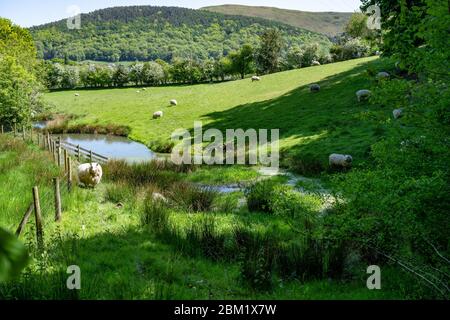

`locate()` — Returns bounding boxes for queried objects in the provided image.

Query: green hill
[202,5,353,36]
[29,5,331,62]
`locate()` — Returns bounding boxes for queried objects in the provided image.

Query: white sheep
[251,76,261,82]
[393,108,403,119]
[356,89,371,102]
[152,192,168,203]
[77,163,103,188]
[329,154,353,169]
[75,93,80,97]
[310,84,321,92]
[170,99,178,106]
[376,71,390,80]
[153,111,163,119]
[311,60,321,66]
[136,90,141,93]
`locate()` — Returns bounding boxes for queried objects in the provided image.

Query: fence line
[1,124,109,248]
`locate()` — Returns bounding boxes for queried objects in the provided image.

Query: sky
[0,0,361,28]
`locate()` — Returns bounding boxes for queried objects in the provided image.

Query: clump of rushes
[103,159,195,187]
[141,194,170,234]
[167,182,217,212]
[104,182,133,204]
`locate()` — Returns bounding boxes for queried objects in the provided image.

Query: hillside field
[46,56,387,173]
[202,5,352,36]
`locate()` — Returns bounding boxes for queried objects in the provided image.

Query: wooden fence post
[15,203,34,237]
[64,149,68,172]
[68,158,73,192]
[14,123,17,137]
[32,186,44,249]
[37,133,40,146]
[77,145,81,161]
[89,150,93,163]
[57,146,62,168]
[54,178,62,222]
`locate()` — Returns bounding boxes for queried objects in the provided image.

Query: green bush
[244,180,278,213]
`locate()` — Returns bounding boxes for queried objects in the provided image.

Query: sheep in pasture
[170,99,178,106]
[376,71,390,80]
[77,163,103,188]
[310,84,321,92]
[136,90,141,93]
[311,60,321,66]
[75,93,80,97]
[329,154,353,169]
[356,89,371,102]
[393,108,403,119]
[153,111,163,119]
[251,76,261,82]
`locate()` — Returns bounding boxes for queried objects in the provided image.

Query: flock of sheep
[74,68,399,185]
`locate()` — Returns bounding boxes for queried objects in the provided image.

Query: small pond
[55,133,162,163]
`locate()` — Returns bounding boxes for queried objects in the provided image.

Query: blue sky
[0,1,361,27]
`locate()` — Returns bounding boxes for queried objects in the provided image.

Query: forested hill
[29,6,331,62]
[202,5,353,36]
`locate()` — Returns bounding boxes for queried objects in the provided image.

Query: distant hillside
[202,5,353,36]
[29,6,331,62]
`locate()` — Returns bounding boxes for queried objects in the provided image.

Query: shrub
[269,186,320,231]
[244,180,278,213]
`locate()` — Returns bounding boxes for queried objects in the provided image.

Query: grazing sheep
[329,154,353,169]
[153,111,163,119]
[77,163,103,188]
[393,108,404,119]
[152,192,168,203]
[136,90,141,93]
[251,76,261,82]
[311,60,321,66]
[142,88,147,91]
[376,71,390,80]
[75,93,80,97]
[170,99,178,106]
[310,84,321,92]
[356,89,371,102]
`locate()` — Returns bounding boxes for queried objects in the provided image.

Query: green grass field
[46,56,389,174]
[0,136,416,299]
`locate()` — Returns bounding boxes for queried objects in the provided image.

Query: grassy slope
[0,137,408,299]
[47,56,389,171]
[201,5,352,35]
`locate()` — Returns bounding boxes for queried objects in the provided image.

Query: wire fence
[1,124,109,250]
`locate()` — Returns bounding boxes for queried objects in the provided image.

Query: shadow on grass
[190,59,389,174]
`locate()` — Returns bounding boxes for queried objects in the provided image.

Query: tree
[129,63,144,86]
[142,62,164,85]
[256,29,285,74]
[345,12,371,38]
[230,44,255,79]
[112,64,129,87]
[0,18,43,126]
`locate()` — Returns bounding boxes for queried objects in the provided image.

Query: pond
[54,133,163,163]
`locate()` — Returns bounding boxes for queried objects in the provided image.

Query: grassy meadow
[45,56,390,174]
[0,136,420,299]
